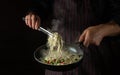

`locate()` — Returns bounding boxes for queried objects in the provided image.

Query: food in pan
[40,32,81,65]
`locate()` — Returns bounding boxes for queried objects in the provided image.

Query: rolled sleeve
[110,0,120,25]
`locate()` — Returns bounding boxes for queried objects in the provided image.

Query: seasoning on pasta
[40,32,81,65]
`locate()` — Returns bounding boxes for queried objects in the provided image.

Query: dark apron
[44,0,119,75]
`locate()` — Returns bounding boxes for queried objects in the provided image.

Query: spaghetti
[40,32,81,65]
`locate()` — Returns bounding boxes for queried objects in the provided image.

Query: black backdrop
[1,0,120,75]
[0,0,46,75]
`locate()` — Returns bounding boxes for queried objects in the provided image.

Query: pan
[34,42,84,71]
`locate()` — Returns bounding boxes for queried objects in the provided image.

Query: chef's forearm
[100,20,120,37]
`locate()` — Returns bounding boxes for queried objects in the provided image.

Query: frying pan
[34,43,84,71]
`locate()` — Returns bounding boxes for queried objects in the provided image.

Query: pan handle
[75,42,84,49]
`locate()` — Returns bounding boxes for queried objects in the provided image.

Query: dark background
[0,0,46,75]
[0,0,120,75]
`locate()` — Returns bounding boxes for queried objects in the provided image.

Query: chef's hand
[24,12,41,30]
[79,21,120,47]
